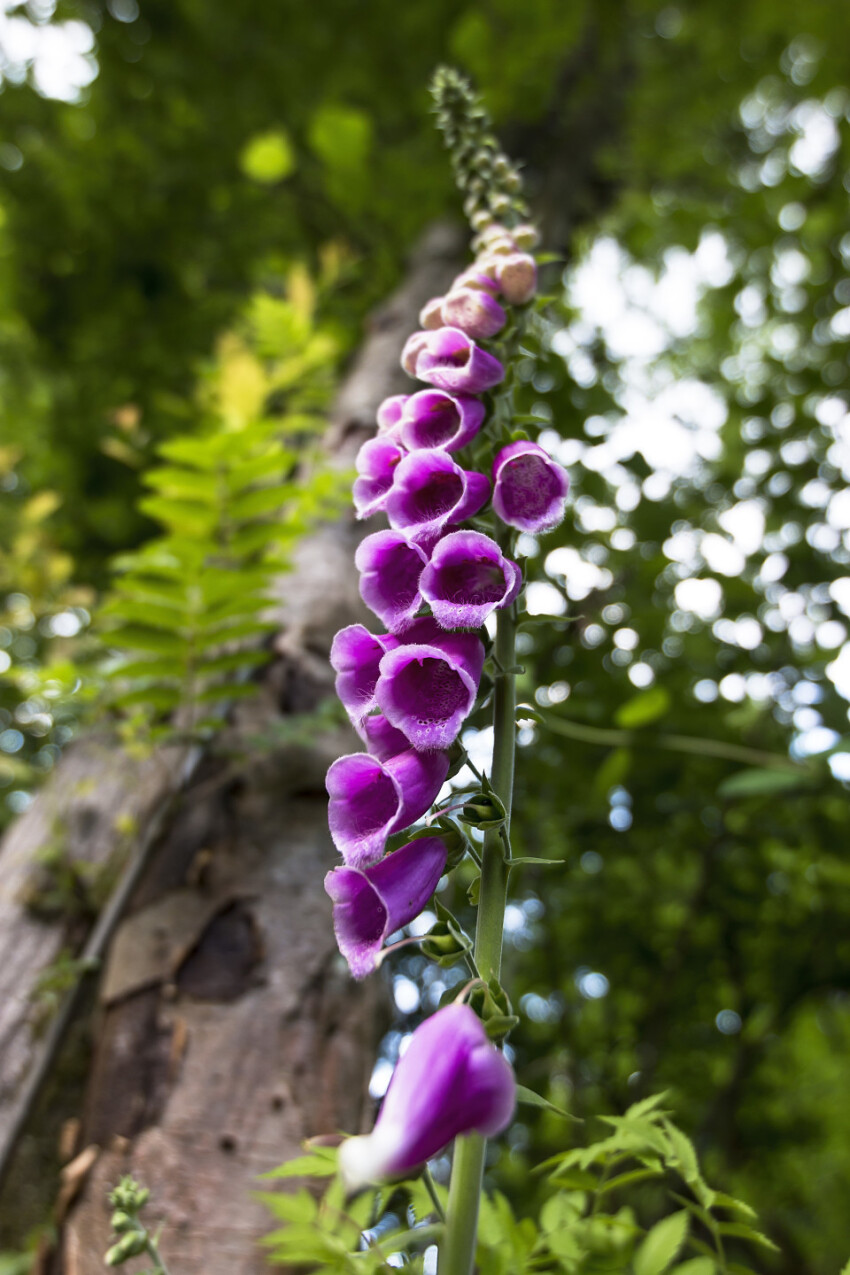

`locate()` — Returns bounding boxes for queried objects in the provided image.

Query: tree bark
[0,223,462,1271]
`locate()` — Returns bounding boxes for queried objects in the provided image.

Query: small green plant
[100,264,349,745]
[103,1177,171,1273]
[263,1099,775,1273]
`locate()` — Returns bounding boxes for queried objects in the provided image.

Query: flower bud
[459,790,507,830]
[419,296,445,331]
[452,268,499,297]
[105,1232,148,1265]
[512,223,539,250]
[495,252,537,305]
[110,1210,134,1234]
[470,209,494,233]
[441,287,506,341]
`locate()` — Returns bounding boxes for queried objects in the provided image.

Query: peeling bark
[0,224,463,1270]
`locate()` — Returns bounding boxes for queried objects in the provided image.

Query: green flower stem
[441,601,517,1275]
[146,1237,172,1275]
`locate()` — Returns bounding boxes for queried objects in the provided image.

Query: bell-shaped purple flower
[339,1004,515,1190]
[325,835,447,979]
[356,712,411,761]
[492,440,569,533]
[326,748,450,868]
[376,395,409,440]
[354,530,428,634]
[376,626,485,751]
[399,389,486,453]
[411,327,504,395]
[441,288,506,341]
[353,437,405,519]
[419,530,522,629]
[384,450,490,546]
[331,625,399,723]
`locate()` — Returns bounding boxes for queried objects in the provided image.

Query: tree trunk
[0,223,462,1272]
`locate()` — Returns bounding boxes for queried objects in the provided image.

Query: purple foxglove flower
[492,440,569,533]
[419,296,445,330]
[376,626,485,751]
[494,252,537,306]
[325,835,447,979]
[419,530,522,629]
[356,712,411,761]
[384,450,490,546]
[354,530,428,634]
[353,437,405,519]
[326,748,450,868]
[401,330,430,376]
[330,625,399,723]
[338,1004,515,1190]
[412,327,504,395]
[376,395,409,439]
[399,389,485,454]
[441,288,507,341]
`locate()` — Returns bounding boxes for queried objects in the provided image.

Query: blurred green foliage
[0,1,848,1272]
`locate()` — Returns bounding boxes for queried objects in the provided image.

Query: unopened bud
[483,234,515,257]
[512,223,540,250]
[105,1232,147,1265]
[496,252,538,306]
[470,209,494,233]
[473,148,493,174]
[442,287,506,341]
[110,1210,133,1234]
[453,267,499,297]
[459,791,507,831]
[419,296,445,330]
[489,191,512,217]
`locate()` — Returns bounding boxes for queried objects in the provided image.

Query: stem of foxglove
[441,601,516,1275]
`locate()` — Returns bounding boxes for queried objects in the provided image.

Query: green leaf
[103,626,187,656]
[239,129,296,183]
[710,1192,757,1220]
[615,686,671,729]
[716,1222,779,1252]
[633,1211,689,1275]
[717,768,807,800]
[509,855,566,869]
[515,1083,580,1121]
[259,1151,337,1180]
[253,1188,318,1224]
[596,1166,664,1195]
[671,1261,716,1275]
